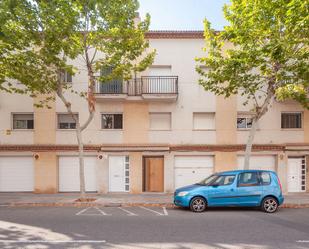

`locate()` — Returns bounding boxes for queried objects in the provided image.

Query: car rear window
[260,172,271,185]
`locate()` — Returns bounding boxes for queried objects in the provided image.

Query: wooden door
[144,157,164,192]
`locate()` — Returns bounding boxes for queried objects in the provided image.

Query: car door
[234,172,262,206]
[206,175,237,206]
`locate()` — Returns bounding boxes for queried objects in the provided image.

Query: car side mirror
[211,184,219,187]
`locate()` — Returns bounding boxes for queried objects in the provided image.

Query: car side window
[237,172,259,187]
[260,172,271,185]
[211,175,235,186]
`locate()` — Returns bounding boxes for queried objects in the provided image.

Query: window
[149,113,171,130]
[210,175,235,186]
[281,112,302,129]
[60,70,72,83]
[193,113,215,130]
[259,172,271,185]
[99,67,123,94]
[198,174,235,186]
[102,114,123,129]
[237,115,253,129]
[238,172,259,187]
[13,113,34,129]
[57,114,78,129]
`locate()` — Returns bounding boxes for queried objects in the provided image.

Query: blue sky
[138,0,230,31]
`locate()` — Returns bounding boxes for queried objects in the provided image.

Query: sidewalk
[0,193,309,208]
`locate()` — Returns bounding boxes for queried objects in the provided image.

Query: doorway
[143,156,164,192]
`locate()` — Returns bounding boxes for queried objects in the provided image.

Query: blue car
[174,170,284,213]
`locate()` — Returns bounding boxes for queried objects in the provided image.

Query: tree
[0,0,155,199]
[196,0,308,169]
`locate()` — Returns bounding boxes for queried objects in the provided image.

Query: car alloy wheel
[190,197,207,212]
[262,197,278,213]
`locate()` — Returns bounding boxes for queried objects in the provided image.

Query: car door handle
[230,189,234,192]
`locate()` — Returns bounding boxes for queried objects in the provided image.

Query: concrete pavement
[0,192,309,208]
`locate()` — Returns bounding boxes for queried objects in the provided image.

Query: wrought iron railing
[95,76,178,96]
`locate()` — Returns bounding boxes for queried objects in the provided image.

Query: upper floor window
[193,112,215,130]
[57,113,78,129]
[237,115,253,129]
[13,113,34,130]
[59,70,72,83]
[281,112,302,129]
[102,113,123,129]
[149,112,171,130]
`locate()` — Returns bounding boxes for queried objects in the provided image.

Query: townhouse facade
[0,31,308,194]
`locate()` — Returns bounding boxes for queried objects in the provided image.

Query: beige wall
[123,102,149,144]
[34,95,56,144]
[34,152,58,193]
[129,152,143,193]
[216,96,237,144]
[214,152,237,172]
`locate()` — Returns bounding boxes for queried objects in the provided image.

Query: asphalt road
[0,206,309,249]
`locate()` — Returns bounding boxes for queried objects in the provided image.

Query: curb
[9,202,175,208]
[6,202,309,208]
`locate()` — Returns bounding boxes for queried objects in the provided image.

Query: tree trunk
[242,82,275,170]
[243,118,258,170]
[76,122,86,199]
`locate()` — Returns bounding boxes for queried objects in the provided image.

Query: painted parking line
[163,207,168,215]
[139,206,168,216]
[296,240,309,243]
[0,240,106,244]
[118,207,137,216]
[75,207,111,216]
[95,207,111,216]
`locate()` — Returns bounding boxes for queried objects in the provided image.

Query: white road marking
[139,206,166,216]
[296,240,309,243]
[75,207,91,216]
[75,207,111,216]
[118,207,137,216]
[163,207,168,216]
[95,207,111,216]
[0,240,106,244]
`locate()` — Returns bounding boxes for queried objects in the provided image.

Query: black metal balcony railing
[95,76,178,96]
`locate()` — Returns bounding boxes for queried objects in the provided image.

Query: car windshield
[197,174,236,186]
[197,175,219,186]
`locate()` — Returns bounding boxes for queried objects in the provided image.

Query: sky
[138,0,230,31]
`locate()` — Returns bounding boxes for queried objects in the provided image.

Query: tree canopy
[0,0,155,98]
[196,0,308,110]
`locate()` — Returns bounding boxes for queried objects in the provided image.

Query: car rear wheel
[261,197,279,213]
[190,197,207,212]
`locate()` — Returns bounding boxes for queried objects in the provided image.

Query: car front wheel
[190,197,207,212]
[261,197,279,213]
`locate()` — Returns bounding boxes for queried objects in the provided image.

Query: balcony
[94,76,178,101]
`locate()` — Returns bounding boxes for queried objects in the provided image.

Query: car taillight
[277,175,282,193]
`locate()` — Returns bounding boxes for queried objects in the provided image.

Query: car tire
[261,197,279,213]
[190,197,207,212]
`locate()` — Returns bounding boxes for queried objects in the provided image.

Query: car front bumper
[174,195,192,207]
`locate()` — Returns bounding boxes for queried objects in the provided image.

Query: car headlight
[177,191,189,197]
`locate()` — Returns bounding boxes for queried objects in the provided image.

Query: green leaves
[0,0,154,100]
[196,0,308,110]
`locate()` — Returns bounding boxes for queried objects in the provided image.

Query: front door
[109,156,126,192]
[288,158,306,192]
[143,157,164,192]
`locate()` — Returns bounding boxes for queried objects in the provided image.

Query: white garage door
[237,156,276,171]
[59,156,97,192]
[0,157,34,192]
[174,156,214,189]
